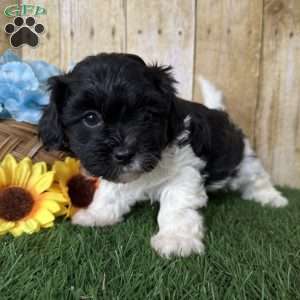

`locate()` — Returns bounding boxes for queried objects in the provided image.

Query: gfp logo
[4,4,47,17]
[4,3,47,48]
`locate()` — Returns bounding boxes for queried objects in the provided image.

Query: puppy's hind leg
[230,140,288,208]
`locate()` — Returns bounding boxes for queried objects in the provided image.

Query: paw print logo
[4,16,45,48]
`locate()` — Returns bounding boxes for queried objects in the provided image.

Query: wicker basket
[0,119,68,164]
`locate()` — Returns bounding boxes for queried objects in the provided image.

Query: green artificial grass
[0,188,299,300]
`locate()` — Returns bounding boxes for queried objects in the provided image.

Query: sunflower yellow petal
[41,199,61,214]
[0,221,15,233]
[53,162,72,183]
[32,162,47,177]
[1,154,17,184]
[65,157,80,174]
[34,209,55,225]
[34,161,47,173]
[42,222,54,228]
[10,222,25,237]
[42,191,68,203]
[62,204,78,218]
[24,219,39,234]
[57,205,68,217]
[0,166,7,187]
[27,162,48,188]
[20,157,32,166]
[33,171,55,194]
[1,154,17,168]
[13,159,31,187]
[48,184,63,194]
[58,182,70,200]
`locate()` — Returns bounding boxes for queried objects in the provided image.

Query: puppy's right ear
[39,75,69,150]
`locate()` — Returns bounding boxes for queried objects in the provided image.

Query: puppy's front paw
[150,232,205,258]
[248,190,289,208]
[72,209,122,227]
[72,209,97,227]
[266,194,288,208]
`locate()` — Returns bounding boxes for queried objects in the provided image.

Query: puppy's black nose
[113,148,134,164]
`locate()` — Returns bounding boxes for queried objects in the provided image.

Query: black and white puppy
[39,53,288,257]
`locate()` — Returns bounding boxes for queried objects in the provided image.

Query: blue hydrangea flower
[0,49,21,64]
[0,62,39,90]
[27,60,61,83]
[0,50,61,124]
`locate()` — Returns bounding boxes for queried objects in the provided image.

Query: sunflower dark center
[0,187,34,221]
[67,175,96,208]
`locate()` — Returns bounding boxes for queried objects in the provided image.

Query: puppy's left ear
[39,75,70,150]
[147,64,177,97]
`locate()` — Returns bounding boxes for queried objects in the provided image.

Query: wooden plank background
[0,0,299,188]
[0,0,17,55]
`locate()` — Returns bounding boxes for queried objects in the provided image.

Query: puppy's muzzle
[112,147,135,165]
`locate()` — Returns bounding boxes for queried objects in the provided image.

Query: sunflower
[52,157,99,217]
[0,154,67,237]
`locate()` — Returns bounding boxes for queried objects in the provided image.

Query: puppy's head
[39,53,177,183]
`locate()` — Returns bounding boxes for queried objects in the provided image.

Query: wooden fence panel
[126,0,196,99]
[21,0,126,70]
[255,0,300,188]
[59,0,126,70]
[20,0,61,67]
[0,0,21,55]
[193,0,264,141]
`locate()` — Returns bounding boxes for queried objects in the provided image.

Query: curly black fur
[39,53,244,184]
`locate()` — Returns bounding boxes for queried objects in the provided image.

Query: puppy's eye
[83,112,102,128]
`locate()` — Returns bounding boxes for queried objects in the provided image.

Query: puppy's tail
[198,76,225,111]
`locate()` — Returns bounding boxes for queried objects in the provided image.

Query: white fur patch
[199,76,225,110]
[229,139,288,207]
[72,143,208,257]
[151,231,205,258]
